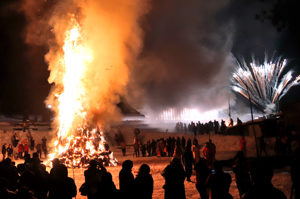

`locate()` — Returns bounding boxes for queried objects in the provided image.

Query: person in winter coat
[2,143,7,160]
[36,142,42,158]
[133,164,153,199]
[94,172,120,199]
[119,160,134,198]
[242,162,286,199]
[81,160,107,199]
[23,143,29,156]
[173,143,183,162]
[133,140,140,157]
[192,141,201,165]
[120,140,127,156]
[48,164,77,199]
[18,143,23,159]
[233,151,251,197]
[162,157,186,199]
[194,158,212,199]
[206,161,232,199]
[182,143,194,181]
[7,144,13,159]
[202,139,216,168]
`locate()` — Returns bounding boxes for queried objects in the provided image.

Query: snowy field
[67,127,293,199]
[1,124,295,199]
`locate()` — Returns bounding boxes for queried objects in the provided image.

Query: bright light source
[47,105,52,109]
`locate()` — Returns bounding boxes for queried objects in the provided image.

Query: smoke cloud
[127,0,236,117]
[21,0,150,129]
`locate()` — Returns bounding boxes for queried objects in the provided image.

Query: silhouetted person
[147,140,152,157]
[259,136,267,156]
[193,137,198,146]
[162,157,186,199]
[120,140,127,156]
[221,120,227,135]
[233,151,251,197]
[133,164,153,199]
[242,162,286,199]
[48,164,77,199]
[49,158,60,179]
[206,161,232,199]
[1,158,18,191]
[214,120,219,134]
[7,144,13,159]
[151,139,157,156]
[187,138,192,147]
[119,160,134,198]
[81,159,106,199]
[141,143,147,157]
[229,118,233,127]
[36,142,42,159]
[2,143,7,161]
[16,186,36,199]
[291,148,300,199]
[28,158,48,199]
[30,137,35,151]
[0,177,17,199]
[182,136,186,150]
[275,137,285,155]
[43,146,48,159]
[17,163,40,198]
[95,171,120,199]
[42,136,47,149]
[134,139,140,157]
[12,133,19,147]
[194,158,212,199]
[182,143,193,181]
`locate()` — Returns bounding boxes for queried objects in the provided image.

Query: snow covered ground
[0,125,294,199]
[70,127,293,199]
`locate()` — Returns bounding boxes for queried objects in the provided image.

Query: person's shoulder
[270,187,287,199]
[66,177,75,184]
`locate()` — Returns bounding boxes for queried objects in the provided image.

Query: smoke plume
[21,0,149,130]
[127,0,236,117]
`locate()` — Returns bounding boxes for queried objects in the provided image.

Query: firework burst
[232,55,300,114]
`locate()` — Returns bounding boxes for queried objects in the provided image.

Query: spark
[232,54,300,114]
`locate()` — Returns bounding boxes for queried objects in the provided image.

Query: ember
[47,127,118,168]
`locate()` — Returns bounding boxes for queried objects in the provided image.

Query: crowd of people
[0,140,299,199]
[2,132,48,161]
[175,118,242,136]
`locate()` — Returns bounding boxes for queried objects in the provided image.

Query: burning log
[47,127,118,168]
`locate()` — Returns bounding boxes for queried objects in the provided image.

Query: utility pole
[228,98,231,118]
[246,85,259,157]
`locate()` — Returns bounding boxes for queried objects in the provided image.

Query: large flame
[34,0,150,167]
[45,18,119,167]
[57,20,91,139]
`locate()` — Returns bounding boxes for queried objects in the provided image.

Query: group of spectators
[2,133,48,161]
[175,118,241,136]
[0,153,76,199]
[0,143,299,199]
[121,136,217,165]
[79,145,296,199]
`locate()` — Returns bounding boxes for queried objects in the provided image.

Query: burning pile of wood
[48,128,118,168]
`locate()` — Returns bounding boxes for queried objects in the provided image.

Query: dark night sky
[1,0,300,115]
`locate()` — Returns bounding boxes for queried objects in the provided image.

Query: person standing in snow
[162,157,186,199]
[182,143,193,181]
